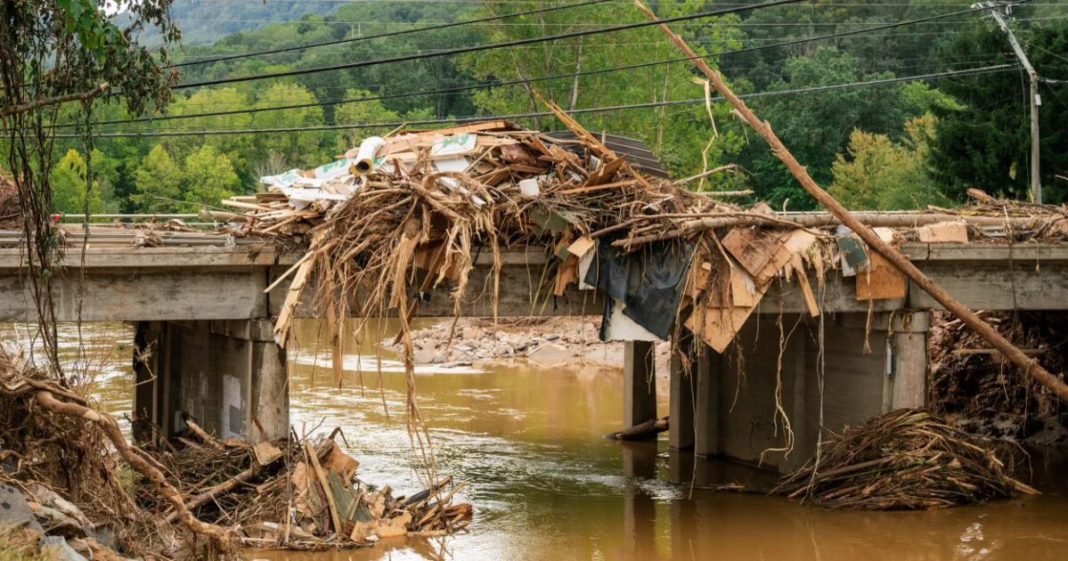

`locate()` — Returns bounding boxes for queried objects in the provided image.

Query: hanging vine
[0,0,180,376]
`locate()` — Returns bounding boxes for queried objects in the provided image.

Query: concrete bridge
[2,227,1066,471]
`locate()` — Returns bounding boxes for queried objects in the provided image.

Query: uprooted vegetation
[931,311,1068,444]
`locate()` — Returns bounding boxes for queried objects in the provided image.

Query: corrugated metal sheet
[543,131,670,179]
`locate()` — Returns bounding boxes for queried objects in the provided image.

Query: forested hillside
[139,0,340,45]
[53,0,1068,213]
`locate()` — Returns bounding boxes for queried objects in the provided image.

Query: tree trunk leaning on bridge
[634,0,1068,406]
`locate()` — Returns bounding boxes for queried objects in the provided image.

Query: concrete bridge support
[623,341,658,428]
[665,310,930,473]
[132,319,288,444]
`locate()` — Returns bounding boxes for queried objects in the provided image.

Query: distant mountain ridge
[153,0,341,45]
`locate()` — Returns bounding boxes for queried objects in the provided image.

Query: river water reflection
[44,320,1068,561]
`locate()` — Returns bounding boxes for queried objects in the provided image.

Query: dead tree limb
[0,83,109,118]
[635,0,1068,405]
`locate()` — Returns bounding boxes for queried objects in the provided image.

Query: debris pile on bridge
[775,409,1037,510]
[931,311,1068,444]
[221,108,1068,364]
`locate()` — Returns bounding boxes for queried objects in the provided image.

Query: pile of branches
[775,409,1036,510]
[930,311,1068,441]
[147,424,472,550]
[0,343,471,557]
[0,344,230,560]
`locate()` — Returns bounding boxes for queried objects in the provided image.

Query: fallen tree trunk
[636,0,1068,406]
[607,416,669,441]
[679,211,1059,231]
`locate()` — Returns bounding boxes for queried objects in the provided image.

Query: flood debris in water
[0,344,471,559]
[775,409,1037,510]
[0,344,231,560]
[150,426,472,551]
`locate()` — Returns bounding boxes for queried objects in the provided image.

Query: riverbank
[384,317,671,375]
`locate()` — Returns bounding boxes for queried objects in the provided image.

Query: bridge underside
[2,242,1066,468]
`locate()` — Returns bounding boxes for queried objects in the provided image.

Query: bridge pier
[668,333,695,451]
[132,319,288,444]
[675,310,929,474]
[623,341,658,428]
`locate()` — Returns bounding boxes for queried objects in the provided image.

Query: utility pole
[980,2,1042,203]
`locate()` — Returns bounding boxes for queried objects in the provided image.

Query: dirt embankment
[387,317,671,374]
[930,311,1068,446]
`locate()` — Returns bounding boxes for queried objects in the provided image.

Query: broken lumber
[636,0,1068,405]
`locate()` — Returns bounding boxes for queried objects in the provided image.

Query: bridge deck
[1,227,1067,322]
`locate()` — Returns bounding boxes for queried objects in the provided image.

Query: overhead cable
[67,64,1014,138]
[71,1,1023,128]
[173,0,805,89]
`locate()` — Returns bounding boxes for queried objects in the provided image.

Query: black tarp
[585,239,693,340]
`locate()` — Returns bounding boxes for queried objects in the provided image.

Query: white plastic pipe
[353,136,386,175]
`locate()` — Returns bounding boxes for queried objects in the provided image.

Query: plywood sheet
[855,253,907,301]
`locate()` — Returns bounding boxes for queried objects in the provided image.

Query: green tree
[334,88,401,151]
[460,0,746,182]
[929,20,1068,202]
[132,145,184,212]
[251,83,328,169]
[739,48,918,209]
[166,88,256,175]
[830,115,950,210]
[50,149,106,214]
[180,145,240,211]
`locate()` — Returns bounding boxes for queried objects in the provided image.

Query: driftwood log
[607,416,669,441]
[637,0,1068,406]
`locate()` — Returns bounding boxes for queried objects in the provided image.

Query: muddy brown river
[36,321,1068,561]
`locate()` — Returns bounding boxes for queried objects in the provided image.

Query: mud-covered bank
[384,317,671,374]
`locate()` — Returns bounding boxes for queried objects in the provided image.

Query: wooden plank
[916,221,968,243]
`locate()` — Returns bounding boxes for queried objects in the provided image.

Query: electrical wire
[65,64,1014,138]
[172,0,806,89]
[68,2,1024,128]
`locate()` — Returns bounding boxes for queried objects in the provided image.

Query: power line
[80,1,1023,128]
[173,0,805,89]
[170,0,612,68]
[68,65,1014,138]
